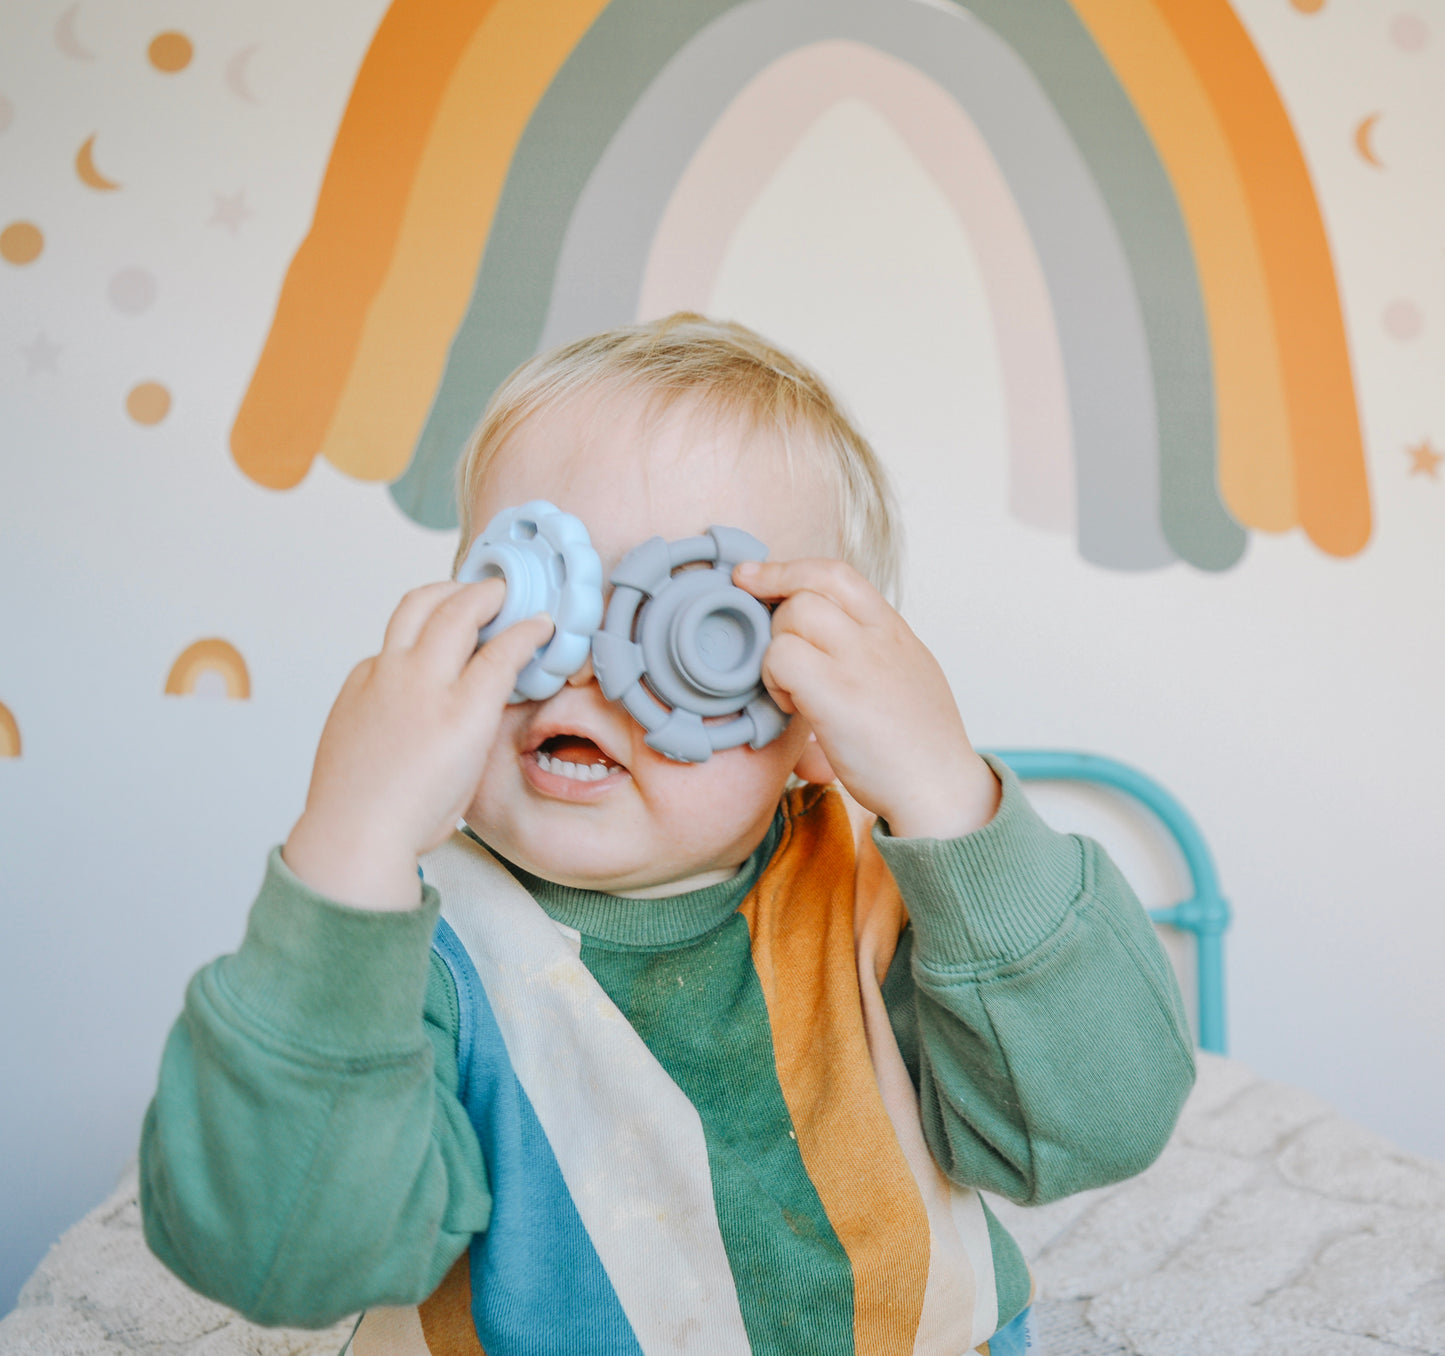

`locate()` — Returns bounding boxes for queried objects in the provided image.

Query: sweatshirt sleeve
[874,756,1196,1206]
[139,848,490,1328]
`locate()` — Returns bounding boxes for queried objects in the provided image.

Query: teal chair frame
[983,750,1231,1054]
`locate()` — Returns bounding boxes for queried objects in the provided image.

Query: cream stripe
[424,832,751,1355]
[853,820,996,1351]
[857,964,994,1352]
[350,1305,430,1356]
[949,1189,998,1348]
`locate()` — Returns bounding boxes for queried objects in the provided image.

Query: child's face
[459,389,841,895]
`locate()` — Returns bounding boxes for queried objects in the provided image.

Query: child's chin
[493,826,658,892]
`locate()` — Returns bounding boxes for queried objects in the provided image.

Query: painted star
[209,189,252,233]
[20,332,62,375]
[1406,438,1443,479]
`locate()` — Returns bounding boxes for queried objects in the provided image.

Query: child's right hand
[281,580,554,911]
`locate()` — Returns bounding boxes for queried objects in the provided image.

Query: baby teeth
[535,750,621,781]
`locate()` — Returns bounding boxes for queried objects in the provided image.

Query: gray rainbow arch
[393,0,1245,573]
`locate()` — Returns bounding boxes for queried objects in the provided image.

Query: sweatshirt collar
[462,813,783,948]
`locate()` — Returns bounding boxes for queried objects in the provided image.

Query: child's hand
[735,559,999,840]
[282,581,554,910]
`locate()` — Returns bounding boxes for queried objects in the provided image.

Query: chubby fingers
[387,575,511,650]
[459,612,555,708]
[737,558,889,666]
[756,630,826,715]
[412,578,514,672]
[768,588,860,660]
[383,581,461,651]
[733,558,888,626]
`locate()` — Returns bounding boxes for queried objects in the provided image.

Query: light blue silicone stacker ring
[591,526,789,763]
[456,500,603,703]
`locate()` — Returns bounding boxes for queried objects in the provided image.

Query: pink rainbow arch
[636,38,1074,535]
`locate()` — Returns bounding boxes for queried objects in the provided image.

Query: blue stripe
[432,918,643,1355]
[987,1305,1034,1356]
[432,918,478,1104]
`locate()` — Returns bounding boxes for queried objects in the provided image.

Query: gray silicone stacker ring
[591,525,790,763]
[456,500,603,703]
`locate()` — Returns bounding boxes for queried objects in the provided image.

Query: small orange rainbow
[0,702,21,758]
[165,638,251,699]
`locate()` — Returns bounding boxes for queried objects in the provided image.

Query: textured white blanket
[4,1054,1443,1354]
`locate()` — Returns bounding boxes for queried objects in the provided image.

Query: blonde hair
[452,313,902,602]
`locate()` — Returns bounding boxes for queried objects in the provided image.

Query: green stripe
[980,1195,1032,1330]
[581,916,855,1355]
[392,0,745,529]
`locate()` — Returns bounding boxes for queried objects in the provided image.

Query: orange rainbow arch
[231,0,609,488]
[1149,0,1369,556]
[1070,0,1294,534]
[232,0,1370,570]
[164,639,252,699]
[0,702,20,758]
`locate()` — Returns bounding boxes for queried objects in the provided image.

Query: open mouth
[529,734,627,784]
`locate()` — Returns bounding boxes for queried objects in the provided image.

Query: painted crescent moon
[54,3,94,60]
[75,134,121,191]
[1354,112,1384,169]
[225,44,261,102]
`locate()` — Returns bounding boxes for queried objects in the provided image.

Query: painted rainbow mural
[230,0,1370,572]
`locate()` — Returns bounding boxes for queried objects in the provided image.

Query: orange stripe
[1154,0,1370,556]
[1069,0,1296,532]
[230,0,497,489]
[738,787,929,1354]
[419,1251,486,1355]
[320,0,611,482]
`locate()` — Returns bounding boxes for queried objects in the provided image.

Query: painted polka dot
[1391,13,1428,51]
[1290,0,1325,12]
[148,31,193,73]
[108,267,157,315]
[1,220,43,265]
[1383,299,1423,340]
[126,381,172,425]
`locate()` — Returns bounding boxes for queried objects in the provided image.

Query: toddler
[141,314,1195,1354]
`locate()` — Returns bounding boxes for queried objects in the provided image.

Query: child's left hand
[735,559,1000,840]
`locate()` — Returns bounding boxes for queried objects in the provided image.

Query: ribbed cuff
[873,756,1083,968]
[217,847,442,1060]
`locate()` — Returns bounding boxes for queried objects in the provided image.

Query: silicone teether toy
[456,500,603,703]
[591,526,789,763]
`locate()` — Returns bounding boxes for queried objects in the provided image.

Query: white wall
[2,0,1442,1317]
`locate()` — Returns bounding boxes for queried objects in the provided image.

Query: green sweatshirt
[139,760,1194,1350]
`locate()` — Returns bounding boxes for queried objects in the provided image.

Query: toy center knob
[655,582,773,704]
[456,500,603,703]
[591,525,790,763]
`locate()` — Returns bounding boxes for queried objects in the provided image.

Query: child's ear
[792,732,835,785]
